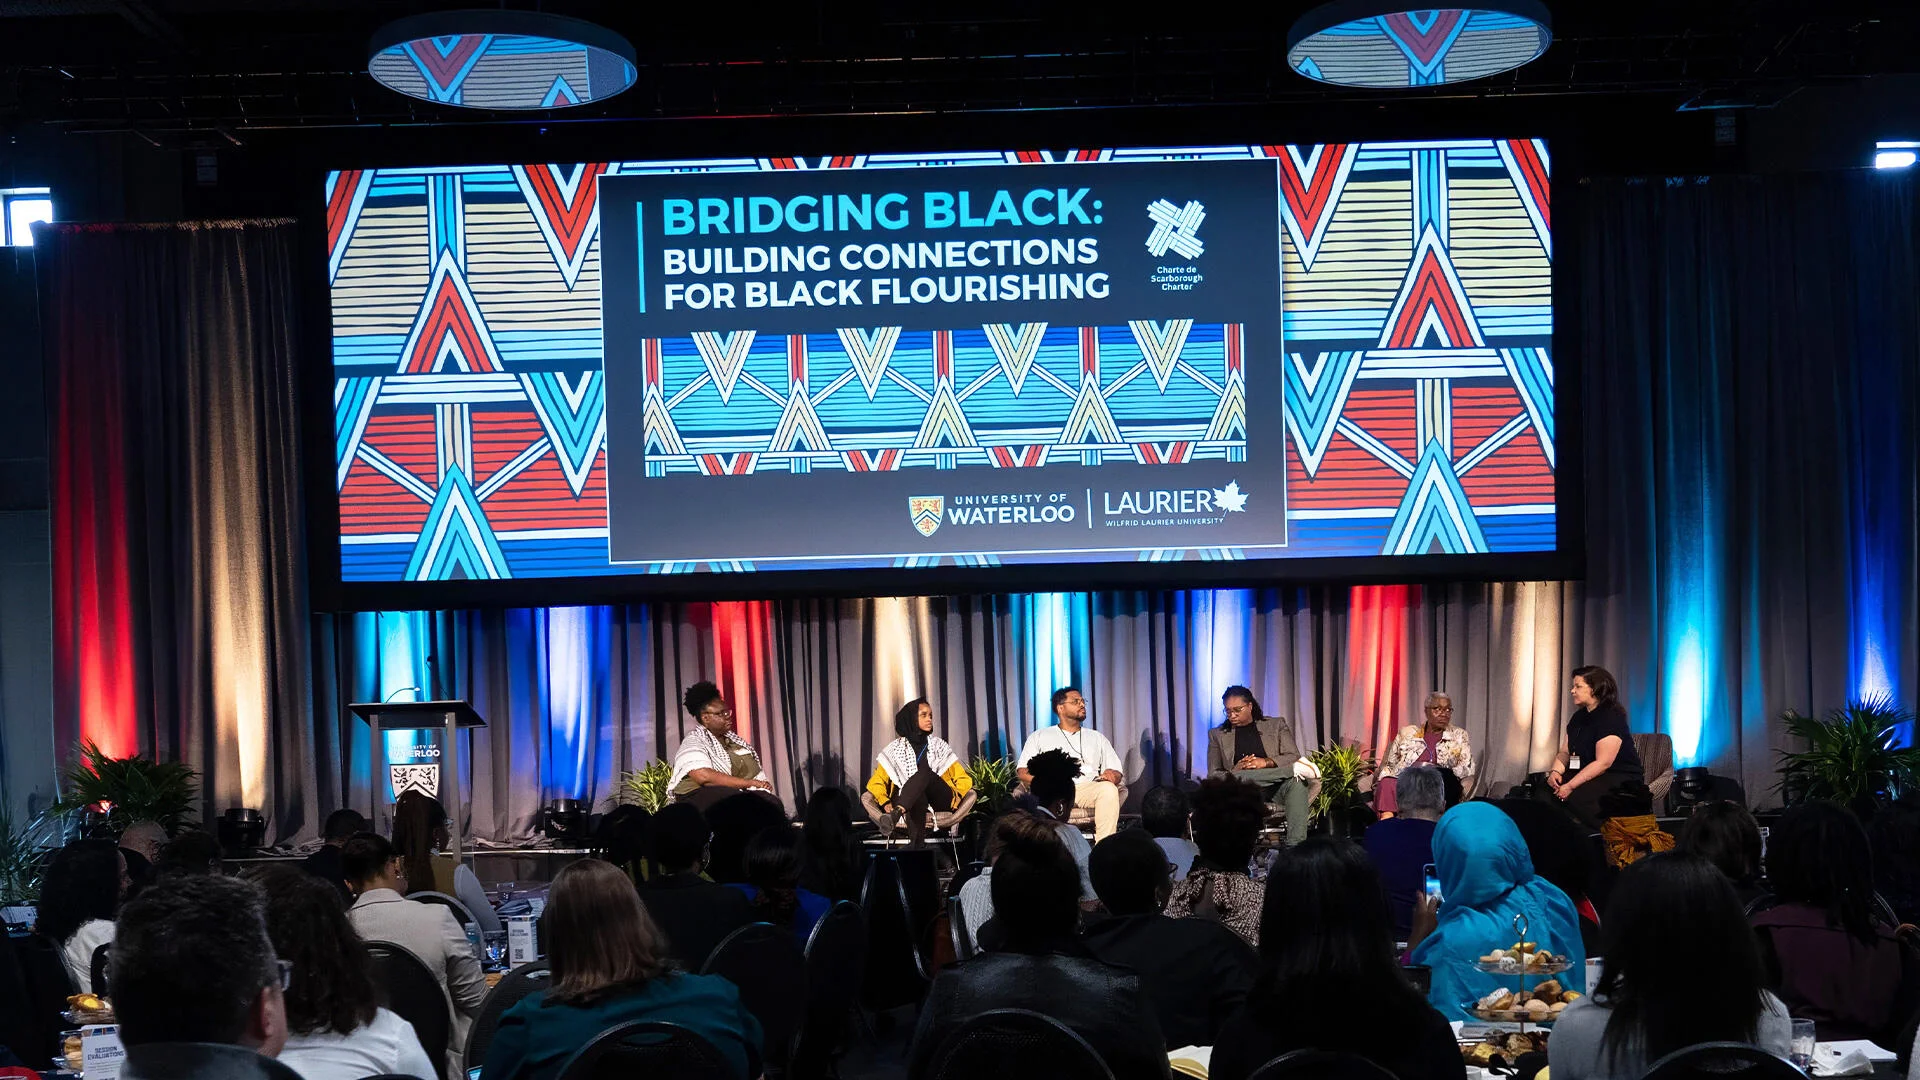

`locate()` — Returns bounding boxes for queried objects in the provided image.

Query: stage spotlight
[541,798,590,842]
[217,807,266,853]
[1667,766,1745,814]
[1875,141,1918,170]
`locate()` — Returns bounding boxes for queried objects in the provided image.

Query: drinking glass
[1789,1018,1816,1072]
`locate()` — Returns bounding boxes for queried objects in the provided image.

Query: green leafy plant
[1776,696,1920,809]
[964,756,1018,816]
[1307,742,1377,824]
[0,814,52,906]
[52,742,199,835]
[615,760,675,813]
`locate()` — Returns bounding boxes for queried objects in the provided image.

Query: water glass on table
[1790,1018,1816,1072]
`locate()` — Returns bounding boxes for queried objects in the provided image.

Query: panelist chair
[1634,732,1676,805]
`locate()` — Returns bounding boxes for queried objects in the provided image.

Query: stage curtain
[43,221,315,830]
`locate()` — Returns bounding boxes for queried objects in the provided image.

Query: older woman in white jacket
[1374,691,1474,817]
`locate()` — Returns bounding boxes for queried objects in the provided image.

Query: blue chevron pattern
[1383,441,1490,555]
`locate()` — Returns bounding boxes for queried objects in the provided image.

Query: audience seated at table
[906,813,1170,1080]
[1750,800,1918,1041]
[637,801,755,970]
[392,791,502,935]
[705,788,791,885]
[300,809,366,903]
[1164,775,1267,947]
[1024,748,1098,902]
[480,859,764,1080]
[1364,764,1444,939]
[153,828,224,877]
[37,837,128,992]
[1141,785,1197,881]
[1491,796,1608,951]
[1676,799,1769,910]
[593,803,652,884]
[1410,801,1587,1021]
[1549,852,1791,1080]
[1082,828,1257,1048]
[1210,838,1465,1080]
[799,786,865,902]
[1866,794,1920,928]
[727,823,831,941]
[341,832,486,1076]
[119,820,166,898]
[110,873,289,1080]
[247,864,435,1080]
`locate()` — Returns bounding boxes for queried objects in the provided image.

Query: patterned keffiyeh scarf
[877,736,958,791]
[669,724,762,793]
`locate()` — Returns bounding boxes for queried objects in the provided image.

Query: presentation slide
[324,140,1554,584]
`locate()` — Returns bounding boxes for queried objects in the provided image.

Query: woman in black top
[1549,665,1644,828]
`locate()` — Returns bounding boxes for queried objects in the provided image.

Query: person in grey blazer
[342,833,487,1080]
[1207,686,1313,843]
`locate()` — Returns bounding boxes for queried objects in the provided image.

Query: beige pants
[1074,779,1122,840]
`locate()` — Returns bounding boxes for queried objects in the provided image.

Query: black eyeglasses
[271,959,292,992]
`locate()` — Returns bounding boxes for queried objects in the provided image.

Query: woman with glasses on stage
[1374,691,1476,818]
[667,681,779,812]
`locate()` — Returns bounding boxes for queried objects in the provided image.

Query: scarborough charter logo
[909,495,945,537]
[1145,198,1206,259]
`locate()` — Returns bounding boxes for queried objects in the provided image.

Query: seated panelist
[668,681,778,812]
[866,698,973,847]
[1374,691,1475,817]
[1205,686,1315,844]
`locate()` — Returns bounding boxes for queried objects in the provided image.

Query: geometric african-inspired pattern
[367,34,637,111]
[328,140,1551,581]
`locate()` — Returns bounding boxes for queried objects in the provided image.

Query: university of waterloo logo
[909,495,944,537]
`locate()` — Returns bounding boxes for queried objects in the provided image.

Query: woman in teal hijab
[1410,801,1587,1021]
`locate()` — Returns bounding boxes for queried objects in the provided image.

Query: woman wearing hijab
[866,698,973,847]
[1409,801,1588,1021]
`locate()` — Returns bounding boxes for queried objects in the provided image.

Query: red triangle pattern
[1384,248,1477,350]
[521,163,611,264]
[841,449,901,472]
[326,170,367,264]
[697,453,758,476]
[414,35,488,90]
[1134,441,1194,465]
[1382,11,1465,66]
[988,446,1049,468]
[1504,139,1550,231]
[1267,144,1355,250]
[402,274,499,374]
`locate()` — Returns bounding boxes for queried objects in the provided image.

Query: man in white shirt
[1015,686,1125,839]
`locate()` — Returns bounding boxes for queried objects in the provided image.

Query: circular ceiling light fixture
[369,10,637,111]
[1286,2,1552,89]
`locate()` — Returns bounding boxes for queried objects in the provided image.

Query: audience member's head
[595,804,653,877]
[245,864,376,1038]
[987,812,1081,950]
[1089,828,1173,916]
[37,838,128,943]
[1865,794,1920,925]
[1440,768,1465,808]
[1253,838,1412,1014]
[112,873,286,1054]
[649,803,711,876]
[1396,766,1447,822]
[705,791,789,884]
[800,786,860,900]
[1189,775,1266,872]
[545,859,674,1005]
[744,824,805,925]
[391,791,449,896]
[1141,785,1190,840]
[340,832,402,893]
[1491,797,1597,903]
[1025,748,1082,815]
[120,847,153,902]
[153,830,224,878]
[321,809,367,846]
[1677,800,1763,888]
[1593,852,1771,1063]
[1769,800,1880,941]
[119,820,169,863]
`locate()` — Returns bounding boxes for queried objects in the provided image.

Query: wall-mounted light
[1874,141,1918,170]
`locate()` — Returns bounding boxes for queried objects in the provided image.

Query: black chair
[791,901,868,1080]
[925,1008,1115,1080]
[409,890,482,934]
[364,940,452,1080]
[948,895,976,962]
[858,853,929,1011]
[554,1019,745,1080]
[1247,1049,1404,1080]
[1639,1042,1805,1080]
[90,940,111,995]
[15,932,76,1063]
[701,921,806,1074]
[463,960,550,1069]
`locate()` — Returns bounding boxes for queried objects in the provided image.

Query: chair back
[463,960,550,1068]
[1635,732,1675,796]
[555,1019,741,1080]
[364,940,452,1080]
[1640,1042,1805,1080]
[1246,1049,1404,1080]
[857,853,929,1011]
[700,921,807,1069]
[948,896,976,962]
[792,901,868,1079]
[408,890,480,931]
[15,932,76,1063]
[925,1008,1115,1080]
[90,940,111,995]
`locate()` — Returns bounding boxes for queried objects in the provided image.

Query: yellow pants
[1074,779,1122,840]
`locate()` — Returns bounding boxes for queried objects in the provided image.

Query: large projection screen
[322,139,1558,596]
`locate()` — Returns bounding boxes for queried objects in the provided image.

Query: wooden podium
[348,700,486,858]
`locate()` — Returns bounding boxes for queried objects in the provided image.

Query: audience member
[798,786,864,902]
[247,864,434,1080]
[153,829,223,877]
[1410,802,1587,1021]
[954,815,1012,953]
[705,789,791,885]
[37,838,129,992]
[1752,801,1915,1041]
[1083,828,1257,1047]
[1025,748,1097,902]
[1164,775,1267,947]
[729,824,831,941]
[112,873,288,1080]
[593,804,652,883]
[1866,794,1920,927]
[1550,853,1789,1080]
[1141,785,1197,881]
[637,802,754,970]
[119,820,169,864]
[1364,764,1444,939]
[301,809,367,903]
[1676,800,1767,909]
[480,860,764,1080]
[1493,797,1607,951]
[392,792,500,934]
[1211,839,1464,1080]
[121,846,154,902]
[341,832,486,1074]
[907,814,1169,1080]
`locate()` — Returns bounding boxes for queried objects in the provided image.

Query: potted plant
[1776,696,1920,813]
[614,760,674,813]
[1307,742,1377,836]
[52,742,200,836]
[0,810,64,925]
[962,755,1017,818]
